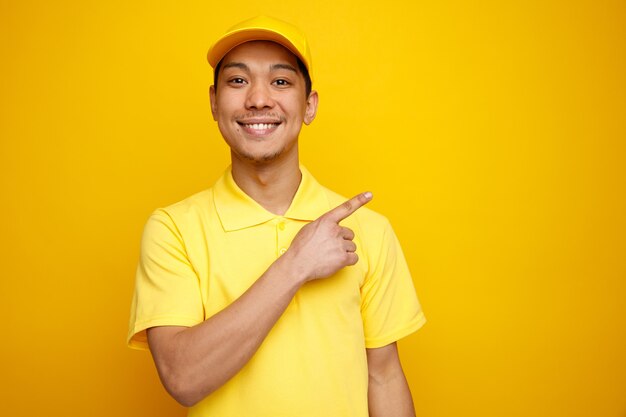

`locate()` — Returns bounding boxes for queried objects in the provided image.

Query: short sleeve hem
[127,315,202,350]
[364,311,426,349]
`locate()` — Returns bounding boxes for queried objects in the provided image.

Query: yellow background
[2,1,625,416]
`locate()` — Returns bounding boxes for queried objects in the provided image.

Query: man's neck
[230,152,302,216]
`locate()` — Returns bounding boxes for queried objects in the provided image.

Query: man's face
[210,41,318,165]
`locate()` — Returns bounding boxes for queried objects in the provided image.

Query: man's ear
[304,90,318,125]
[209,85,217,121]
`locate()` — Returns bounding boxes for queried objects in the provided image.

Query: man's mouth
[237,120,282,136]
[239,122,280,130]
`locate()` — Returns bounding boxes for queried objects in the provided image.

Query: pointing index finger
[324,192,373,223]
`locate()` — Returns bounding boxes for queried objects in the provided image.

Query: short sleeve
[127,209,204,349]
[360,220,426,348]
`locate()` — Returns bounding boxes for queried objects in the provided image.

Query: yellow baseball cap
[207,16,313,81]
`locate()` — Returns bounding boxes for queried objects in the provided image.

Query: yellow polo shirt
[128,166,425,417]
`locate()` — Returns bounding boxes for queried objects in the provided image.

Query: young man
[128,16,425,417]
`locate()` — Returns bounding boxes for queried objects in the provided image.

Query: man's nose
[245,83,275,110]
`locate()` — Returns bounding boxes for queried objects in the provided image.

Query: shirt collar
[213,165,331,232]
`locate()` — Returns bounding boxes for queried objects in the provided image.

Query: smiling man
[128,16,425,417]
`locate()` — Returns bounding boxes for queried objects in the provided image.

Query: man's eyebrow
[222,62,249,72]
[270,63,298,73]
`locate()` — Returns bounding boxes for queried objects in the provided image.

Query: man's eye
[229,78,246,85]
[273,79,290,86]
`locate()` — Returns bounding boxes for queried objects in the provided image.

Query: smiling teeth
[245,123,277,130]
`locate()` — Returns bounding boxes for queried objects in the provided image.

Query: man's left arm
[367,342,416,417]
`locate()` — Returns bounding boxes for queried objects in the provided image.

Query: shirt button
[277,222,285,231]
[279,248,287,255]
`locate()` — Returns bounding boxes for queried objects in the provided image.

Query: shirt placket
[274,217,289,258]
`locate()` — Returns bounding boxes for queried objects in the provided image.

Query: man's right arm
[146,192,372,407]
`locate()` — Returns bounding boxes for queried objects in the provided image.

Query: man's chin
[238,149,284,164]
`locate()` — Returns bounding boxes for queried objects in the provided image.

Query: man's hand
[284,192,373,282]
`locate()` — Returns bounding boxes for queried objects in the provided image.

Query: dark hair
[213,56,312,98]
